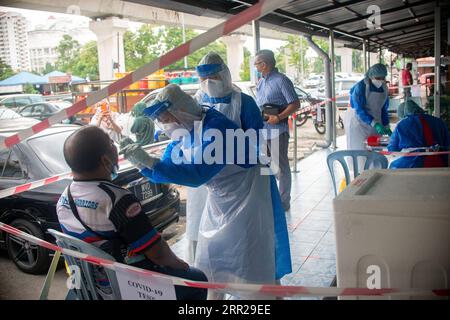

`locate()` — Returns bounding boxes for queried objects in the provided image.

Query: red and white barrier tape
[377,150,450,157]
[0,141,169,200]
[0,0,290,152]
[0,222,447,298]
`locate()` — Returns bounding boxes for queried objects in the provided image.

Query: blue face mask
[256,71,262,78]
[111,164,119,181]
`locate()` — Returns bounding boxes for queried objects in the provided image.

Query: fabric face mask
[371,79,384,88]
[111,164,119,181]
[160,122,184,139]
[201,79,226,98]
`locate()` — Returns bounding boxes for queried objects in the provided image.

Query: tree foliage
[56,35,81,72]
[0,58,14,80]
[124,25,227,72]
[240,47,251,81]
[55,35,98,80]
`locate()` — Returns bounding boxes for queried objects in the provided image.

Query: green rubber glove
[384,127,392,136]
[120,143,158,168]
[373,122,385,135]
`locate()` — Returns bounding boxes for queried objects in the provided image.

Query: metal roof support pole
[363,40,367,74]
[379,47,382,63]
[252,20,261,54]
[434,0,441,118]
[305,36,332,148]
[367,42,371,67]
[330,29,337,149]
[251,20,261,85]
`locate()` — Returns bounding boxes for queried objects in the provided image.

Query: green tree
[56,35,81,73]
[124,25,163,72]
[72,41,99,80]
[240,47,251,81]
[0,58,14,80]
[42,62,56,75]
[124,25,227,72]
[274,48,286,74]
[352,49,364,73]
[23,83,38,94]
[311,36,329,74]
[277,35,309,81]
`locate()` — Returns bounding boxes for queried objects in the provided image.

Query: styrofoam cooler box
[333,168,450,299]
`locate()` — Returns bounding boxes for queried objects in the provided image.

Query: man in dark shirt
[57,126,207,300]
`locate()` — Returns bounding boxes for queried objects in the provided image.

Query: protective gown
[140,107,292,293]
[388,113,449,168]
[185,53,263,263]
[344,77,390,150]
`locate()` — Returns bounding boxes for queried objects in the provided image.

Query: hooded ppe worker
[184,52,264,264]
[344,63,391,150]
[130,102,154,146]
[388,99,449,169]
[120,84,291,299]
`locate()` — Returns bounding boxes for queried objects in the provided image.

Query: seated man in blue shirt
[57,126,207,300]
[254,49,300,211]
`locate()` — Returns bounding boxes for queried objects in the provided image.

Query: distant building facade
[0,11,31,71]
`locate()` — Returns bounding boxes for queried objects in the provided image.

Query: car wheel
[6,218,51,274]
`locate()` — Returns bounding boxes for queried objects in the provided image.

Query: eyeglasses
[254,61,264,66]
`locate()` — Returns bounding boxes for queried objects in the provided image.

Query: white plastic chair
[47,229,122,300]
[327,150,388,196]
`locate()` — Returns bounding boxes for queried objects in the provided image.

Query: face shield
[143,84,203,139]
[196,52,233,98]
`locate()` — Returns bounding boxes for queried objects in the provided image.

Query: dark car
[0,125,180,274]
[18,101,82,125]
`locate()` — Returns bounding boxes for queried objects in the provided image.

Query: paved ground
[0,119,345,300]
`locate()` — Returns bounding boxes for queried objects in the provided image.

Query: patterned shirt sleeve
[107,191,161,256]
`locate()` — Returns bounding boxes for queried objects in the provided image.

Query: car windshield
[0,108,21,120]
[27,129,74,174]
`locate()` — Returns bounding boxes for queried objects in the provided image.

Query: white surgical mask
[371,79,384,88]
[159,122,189,140]
[201,79,226,98]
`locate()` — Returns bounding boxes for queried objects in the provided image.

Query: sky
[0,6,290,53]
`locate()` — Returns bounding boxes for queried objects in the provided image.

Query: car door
[31,104,47,120]
[19,105,35,118]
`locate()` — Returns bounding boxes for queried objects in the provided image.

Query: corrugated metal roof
[127,0,449,58]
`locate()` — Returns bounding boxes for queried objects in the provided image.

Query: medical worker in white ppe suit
[185,52,264,264]
[120,84,292,299]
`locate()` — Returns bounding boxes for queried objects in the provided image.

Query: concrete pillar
[252,20,260,55]
[335,47,353,73]
[89,17,129,81]
[222,34,246,81]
